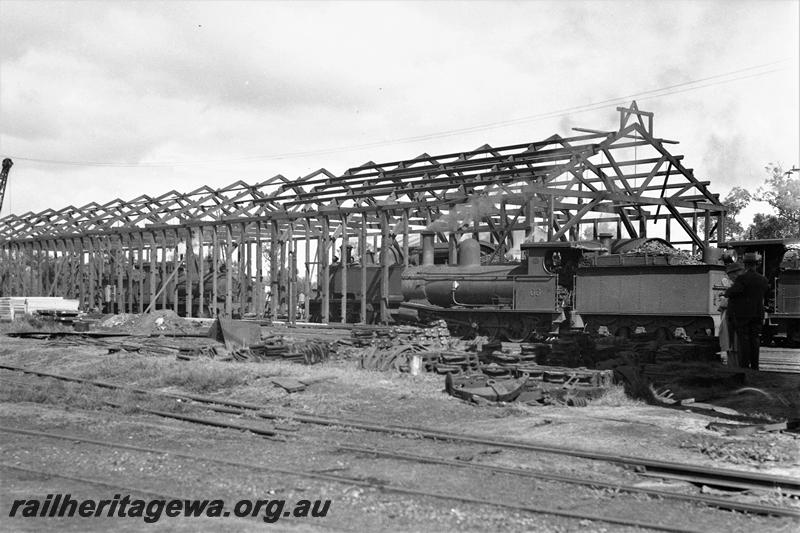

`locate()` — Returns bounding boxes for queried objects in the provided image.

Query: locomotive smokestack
[448,233,458,265]
[599,232,613,255]
[421,231,434,266]
[459,238,481,267]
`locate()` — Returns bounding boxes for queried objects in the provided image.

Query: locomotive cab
[724,238,800,345]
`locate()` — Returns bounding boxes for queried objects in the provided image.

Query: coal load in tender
[628,240,705,265]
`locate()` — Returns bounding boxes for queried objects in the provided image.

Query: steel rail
[3,363,799,496]
[101,401,285,439]
[336,445,800,518]
[2,372,794,518]
[0,463,185,500]
[0,425,702,533]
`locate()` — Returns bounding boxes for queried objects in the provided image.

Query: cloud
[0,0,797,220]
[705,132,759,188]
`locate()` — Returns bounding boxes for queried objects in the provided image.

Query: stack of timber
[350,321,452,349]
[0,297,79,321]
[0,297,26,321]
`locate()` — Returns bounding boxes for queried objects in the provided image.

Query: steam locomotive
[81,255,240,317]
[312,232,729,343]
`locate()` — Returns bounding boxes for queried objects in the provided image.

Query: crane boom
[0,158,13,215]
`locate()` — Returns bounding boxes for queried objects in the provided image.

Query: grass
[77,355,263,393]
[0,374,209,415]
[589,384,645,407]
[0,317,73,334]
[0,378,107,410]
[142,365,254,393]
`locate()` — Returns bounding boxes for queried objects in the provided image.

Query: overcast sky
[0,0,798,223]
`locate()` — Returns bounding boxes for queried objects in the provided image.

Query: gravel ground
[0,334,799,532]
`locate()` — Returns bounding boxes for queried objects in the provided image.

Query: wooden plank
[402,210,409,268]
[212,227,219,317]
[126,241,134,313]
[270,220,279,322]
[550,198,602,241]
[225,224,233,318]
[380,211,389,324]
[288,225,296,326]
[149,239,157,313]
[78,239,85,306]
[138,233,145,313]
[173,231,179,314]
[87,238,95,311]
[304,220,311,321]
[198,226,205,318]
[271,377,306,393]
[255,223,262,318]
[663,199,705,249]
[185,228,193,318]
[144,258,183,314]
[160,231,168,310]
[279,233,286,317]
[239,222,247,317]
[321,216,330,324]
[340,215,348,324]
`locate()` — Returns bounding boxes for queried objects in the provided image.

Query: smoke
[426,185,503,233]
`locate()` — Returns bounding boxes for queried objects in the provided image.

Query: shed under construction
[0,103,727,323]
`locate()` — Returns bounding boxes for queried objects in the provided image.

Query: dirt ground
[0,323,799,532]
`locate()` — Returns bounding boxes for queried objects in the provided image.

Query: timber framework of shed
[0,102,727,323]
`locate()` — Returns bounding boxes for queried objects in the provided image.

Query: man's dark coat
[725,269,769,323]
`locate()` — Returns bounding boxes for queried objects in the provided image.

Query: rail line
[1,463,185,500]
[2,396,794,520]
[334,444,800,518]
[0,426,704,533]
[2,363,799,499]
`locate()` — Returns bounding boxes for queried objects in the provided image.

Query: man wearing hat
[725,253,769,370]
[719,262,745,366]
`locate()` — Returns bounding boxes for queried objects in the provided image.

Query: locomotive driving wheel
[480,315,502,341]
[502,317,534,343]
[452,314,477,339]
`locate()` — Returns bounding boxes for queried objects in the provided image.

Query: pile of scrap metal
[430,350,482,374]
[197,317,331,365]
[230,338,330,364]
[359,345,482,373]
[445,365,614,406]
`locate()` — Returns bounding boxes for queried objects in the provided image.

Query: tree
[745,163,800,239]
[719,186,752,240]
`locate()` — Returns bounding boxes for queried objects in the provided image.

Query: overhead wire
[6,59,793,168]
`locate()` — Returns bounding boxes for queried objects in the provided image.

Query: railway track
[0,462,291,530]
[1,425,709,533]
[6,422,798,533]
[2,363,799,506]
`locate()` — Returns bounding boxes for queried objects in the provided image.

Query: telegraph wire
[7,59,793,168]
